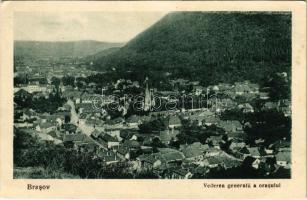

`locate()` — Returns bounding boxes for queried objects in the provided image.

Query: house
[99,134,119,149]
[234,81,258,96]
[198,110,214,117]
[276,151,291,169]
[221,156,242,169]
[207,135,223,149]
[21,109,37,120]
[190,166,210,178]
[80,93,94,104]
[90,129,102,139]
[168,115,182,129]
[193,85,204,96]
[137,154,162,170]
[140,146,153,154]
[152,148,185,168]
[234,83,251,95]
[120,129,139,140]
[218,98,237,110]
[38,132,62,145]
[14,89,32,99]
[47,130,63,139]
[181,146,204,161]
[180,142,209,161]
[269,140,291,152]
[205,157,222,168]
[63,134,92,148]
[77,103,100,114]
[35,122,57,133]
[218,120,243,134]
[238,103,254,113]
[116,146,131,160]
[123,140,141,150]
[202,115,219,126]
[263,101,278,110]
[21,84,47,93]
[105,128,122,141]
[159,129,179,144]
[106,117,125,127]
[251,158,262,169]
[259,92,270,100]
[62,123,78,134]
[233,147,251,159]
[188,115,206,126]
[278,99,291,117]
[97,149,120,165]
[170,168,193,179]
[204,148,222,157]
[126,115,141,127]
[248,147,261,158]
[229,142,246,151]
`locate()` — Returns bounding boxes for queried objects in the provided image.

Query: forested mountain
[14,40,124,58]
[91,12,291,86]
[84,47,121,62]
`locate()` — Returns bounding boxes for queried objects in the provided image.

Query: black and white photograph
[13,10,292,179]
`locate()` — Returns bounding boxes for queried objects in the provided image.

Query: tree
[138,118,167,134]
[62,76,75,86]
[265,72,290,101]
[51,77,61,87]
[244,109,291,145]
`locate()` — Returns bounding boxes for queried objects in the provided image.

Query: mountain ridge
[91,12,291,86]
[14,40,124,58]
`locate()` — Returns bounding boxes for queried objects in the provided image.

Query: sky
[14,12,168,43]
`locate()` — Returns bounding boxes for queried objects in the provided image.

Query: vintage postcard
[0,1,306,199]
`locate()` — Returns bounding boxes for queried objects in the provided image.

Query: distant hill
[83,47,121,62]
[92,12,291,86]
[14,40,124,58]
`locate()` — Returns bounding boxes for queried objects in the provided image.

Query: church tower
[144,77,151,111]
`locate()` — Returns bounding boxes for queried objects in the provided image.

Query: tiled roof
[101,134,118,142]
[168,116,181,125]
[126,115,141,123]
[172,168,190,176]
[276,151,291,162]
[123,140,140,148]
[38,122,56,129]
[63,134,88,142]
[248,147,261,156]
[160,151,185,163]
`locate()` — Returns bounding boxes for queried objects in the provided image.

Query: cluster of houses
[14,70,291,178]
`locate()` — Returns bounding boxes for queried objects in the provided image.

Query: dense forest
[90,12,291,86]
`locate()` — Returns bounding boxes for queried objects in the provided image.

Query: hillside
[84,47,121,62]
[14,40,124,58]
[92,12,291,86]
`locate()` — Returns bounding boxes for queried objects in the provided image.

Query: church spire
[144,77,151,111]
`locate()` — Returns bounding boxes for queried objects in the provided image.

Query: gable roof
[276,151,291,162]
[15,89,31,97]
[63,134,89,142]
[123,140,140,148]
[160,151,185,163]
[38,122,56,129]
[172,168,190,176]
[126,115,141,123]
[168,116,181,126]
[101,134,118,142]
[248,147,261,156]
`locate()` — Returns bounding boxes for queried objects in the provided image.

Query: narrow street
[67,99,108,150]
[67,99,94,136]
